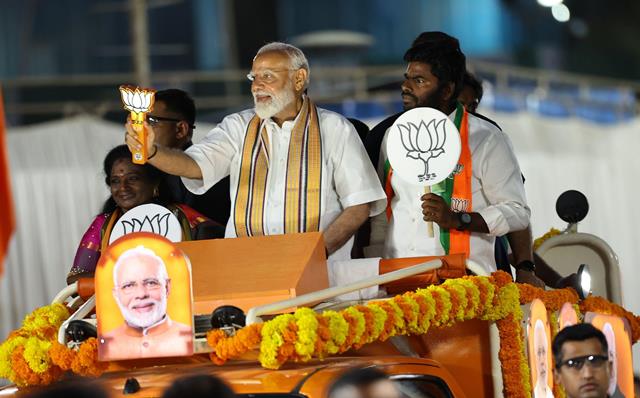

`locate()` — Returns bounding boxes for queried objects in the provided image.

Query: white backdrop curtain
[1,112,640,369]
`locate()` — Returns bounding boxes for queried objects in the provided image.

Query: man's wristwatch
[456,212,472,231]
[515,260,536,273]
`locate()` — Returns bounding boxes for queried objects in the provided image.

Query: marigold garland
[206,324,262,365]
[4,270,640,398]
[0,304,70,386]
[205,272,625,397]
[517,283,579,311]
[580,296,640,343]
[0,304,109,387]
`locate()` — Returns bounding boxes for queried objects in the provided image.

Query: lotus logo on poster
[397,119,448,182]
[109,204,183,244]
[121,213,171,236]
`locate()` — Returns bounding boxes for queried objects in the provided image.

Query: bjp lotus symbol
[397,119,448,182]
[119,85,156,164]
[121,213,171,236]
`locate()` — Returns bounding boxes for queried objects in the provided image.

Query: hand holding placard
[119,85,156,164]
[386,107,461,237]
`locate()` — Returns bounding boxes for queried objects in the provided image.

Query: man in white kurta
[182,106,385,260]
[366,32,530,274]
[126,42,385,260]
[369,111,530,271]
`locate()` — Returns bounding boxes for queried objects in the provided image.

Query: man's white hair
[113,245,168,287]
[255,42,310,86]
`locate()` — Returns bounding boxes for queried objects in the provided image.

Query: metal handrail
[52,281,78,305]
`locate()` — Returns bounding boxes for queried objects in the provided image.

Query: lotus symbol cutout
[397,118,448,182]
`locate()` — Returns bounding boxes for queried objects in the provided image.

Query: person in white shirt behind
[366,32,530,274]
[126,42,385,260]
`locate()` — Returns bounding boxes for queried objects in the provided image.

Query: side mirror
[65,320,97,343]
[211,305,246,330]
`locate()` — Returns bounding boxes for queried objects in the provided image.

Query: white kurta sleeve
[181,114,243,194]
[475,131,530,236]
[330,117,386,216]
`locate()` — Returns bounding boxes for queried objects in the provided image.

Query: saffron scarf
[383,102,472,257]
[234,97,323,236]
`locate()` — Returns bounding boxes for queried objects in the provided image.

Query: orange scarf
[234,97,323,237]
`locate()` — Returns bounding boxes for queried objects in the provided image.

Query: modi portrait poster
[526,298,554,398]
[585,312,633,398]
[95,232,194,361]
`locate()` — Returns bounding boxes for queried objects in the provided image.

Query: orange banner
[0,88,15,276]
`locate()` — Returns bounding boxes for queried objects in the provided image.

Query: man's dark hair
[162,374,235,398]
[404,31,466,103]
[329,367,389,397]
[463,71,484,104]
[552,323,609,367]
[411,31,460,49]
[155,89,196,128]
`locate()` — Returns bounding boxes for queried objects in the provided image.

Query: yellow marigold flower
[0,336,26,379]
[426,286,452,327]
[367,304,387,340]
[343,307,366,346]
[323,310,348,354]
[259,313,294,369]
[293,308,318,360]
[414,288,436,332]
[386,299,406,334]
[23,337,52,374]
[442,282,467,321]
[22,304,69,338]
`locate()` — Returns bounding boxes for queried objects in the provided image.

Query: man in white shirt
[126,42,385,260]
[366,32,530,274]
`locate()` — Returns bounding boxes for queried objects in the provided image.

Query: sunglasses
[147,115,181,124]
[147,115,195,129]
[557,355,609,371]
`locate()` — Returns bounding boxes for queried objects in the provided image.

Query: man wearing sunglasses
[146,89,230,227]
[553,323,613,398]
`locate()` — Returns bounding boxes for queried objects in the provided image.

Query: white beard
[253,86,295,120]
[117,294,167,329]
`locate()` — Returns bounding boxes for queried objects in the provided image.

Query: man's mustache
[253,91,273,99]
[128,299,158,310]
[402,92,418,102]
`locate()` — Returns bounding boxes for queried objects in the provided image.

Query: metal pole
[220,0,241,99]
[129,0,151,87]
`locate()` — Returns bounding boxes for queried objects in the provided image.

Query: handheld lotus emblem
[397,119,448,182]
[119,85,156,164]
[121,213,171,237]
[119,85,156,116]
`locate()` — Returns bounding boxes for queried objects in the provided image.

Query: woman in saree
[66,145,223,284]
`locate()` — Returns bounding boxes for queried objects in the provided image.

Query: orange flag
[0,87,15,276]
